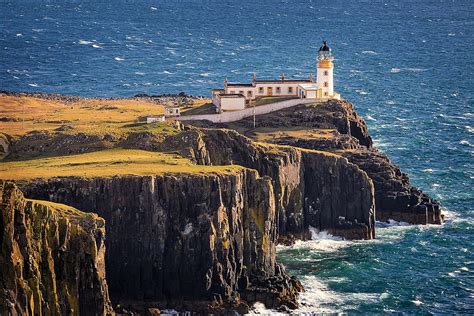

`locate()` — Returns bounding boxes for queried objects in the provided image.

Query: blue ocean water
[1,0,473,313]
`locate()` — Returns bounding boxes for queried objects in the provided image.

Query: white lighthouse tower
[317,41,334,98]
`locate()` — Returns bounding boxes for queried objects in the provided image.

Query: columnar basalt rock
[22,171,302,312]
[0,180,113,316]
[209,100,441,226]
[191,128,376,240]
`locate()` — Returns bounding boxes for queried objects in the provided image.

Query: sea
[1,0,473,313]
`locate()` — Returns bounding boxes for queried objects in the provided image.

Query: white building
[212,41,341,112]
[146,115,165,123]
[164,105,181,117]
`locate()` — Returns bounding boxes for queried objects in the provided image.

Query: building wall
[179,98,319,123]
[306,90,318,99]
[165,107,180,116]
[225,82,303,100]
[317,62,334,97]
[221,97,246,111]
[212,91,221,106]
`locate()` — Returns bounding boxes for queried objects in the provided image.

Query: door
[267,87,273,96]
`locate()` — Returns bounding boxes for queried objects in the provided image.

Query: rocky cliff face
[21,171,303,312]
[211,100,442,225]
[0,180,112,315]
[191,129,376,240]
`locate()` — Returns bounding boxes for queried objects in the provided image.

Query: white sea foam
[28,83,38,87]
[362,50,378,55]
[114,57,125,61]
[412,299,423,306]
[423,168,434,173]
[366,115,377,121]
[295,275,380,313]
[277,227,348,253]
[460,140,473,147]
[406,67,428,72]
[162,70,173,74]
[355,89,369,95]
[376,219,412,228]
[390,68,401,73]
[150,6,158,10]
[92,44,101,48]
[79,39,93,45]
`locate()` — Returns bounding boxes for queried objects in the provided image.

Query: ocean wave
[375,219,412,228]
[277,227,349,253]
[114,57,125,61]
[366,115,377,121]
[355,89,369,95]
[362,50,378,55]
[459,140,473,147]
[79,39,93,45]
[390,68,401,73]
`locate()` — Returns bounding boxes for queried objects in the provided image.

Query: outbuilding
[219,94,246,112]
[164,105,181,117]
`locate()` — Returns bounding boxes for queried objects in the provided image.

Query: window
[239,90,244,94]
[324,92,328,96]
[175,109,179,114]
[276,87,281,94]
[247,91,252,97]
[324,70,329,76]
[259,87,264,93]
[288,87,293,93]
[324,82,328,87]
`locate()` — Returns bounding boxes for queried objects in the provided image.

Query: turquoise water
[1,0,473,313]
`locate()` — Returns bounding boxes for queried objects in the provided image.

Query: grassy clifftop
[0,148,244,180]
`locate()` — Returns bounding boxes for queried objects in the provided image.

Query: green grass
[0,148,245,180]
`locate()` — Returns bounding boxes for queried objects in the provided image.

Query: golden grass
[0,95,210,137]
[27,199,92,219]
[255,141,341,158]
[252,127,337,142]
[0,148,244,180]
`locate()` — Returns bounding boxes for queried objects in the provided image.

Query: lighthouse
[317,41,334,98]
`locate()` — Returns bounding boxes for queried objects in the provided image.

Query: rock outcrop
[210,100,441,225]
[0,180,113,315]
[21,171,304,312]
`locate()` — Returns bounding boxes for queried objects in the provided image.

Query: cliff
[21,172,303,312]
[207,100,442,225]
[0,180,113,315]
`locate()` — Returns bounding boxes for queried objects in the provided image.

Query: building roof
[220,93,245,98]
[319,41,331,52]
[256,79,312,83]
[298,83,319,90]
[226,83,254,87]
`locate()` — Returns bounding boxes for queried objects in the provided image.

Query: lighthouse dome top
[318,40,333,61]
[319,41,331,52]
